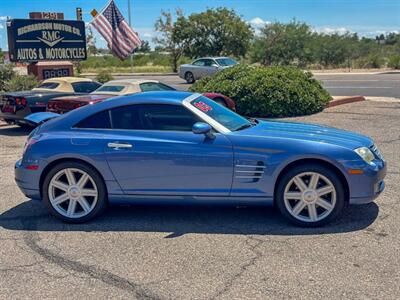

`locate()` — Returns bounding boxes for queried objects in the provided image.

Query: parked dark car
[0,77,101,126]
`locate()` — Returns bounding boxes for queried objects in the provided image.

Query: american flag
[91,0,141,59]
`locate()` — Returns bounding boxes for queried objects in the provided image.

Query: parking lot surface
[0,100,399,299]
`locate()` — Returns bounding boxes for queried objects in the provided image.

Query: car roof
[43,91,197,131]
[101,91,193,106]
[44,77,93,83]
[102,79,160,85]
[194,57,231,60]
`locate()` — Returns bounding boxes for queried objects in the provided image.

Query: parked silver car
[179,57,237,83]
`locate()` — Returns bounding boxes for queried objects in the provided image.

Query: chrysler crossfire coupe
[15,91,386,226]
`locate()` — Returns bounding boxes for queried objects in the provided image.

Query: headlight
[354,147,375,165]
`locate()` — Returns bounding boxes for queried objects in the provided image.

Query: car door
[191,59,207,79]
[203,59,219,76]
[104,103,234,196]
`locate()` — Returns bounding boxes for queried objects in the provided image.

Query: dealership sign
[7,19,87,62]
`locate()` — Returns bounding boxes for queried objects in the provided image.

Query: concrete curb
[366,96,400,102]
[327,96,366,108]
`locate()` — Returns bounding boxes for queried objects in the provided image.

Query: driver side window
[110,104,201,131]
[193,59,205,66]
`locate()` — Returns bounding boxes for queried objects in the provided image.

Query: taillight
[15,97,27,106]
[73,102,86,109]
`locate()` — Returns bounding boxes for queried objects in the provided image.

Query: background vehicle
[47,79,236,114]
[17,92,386,226]
[179,57,237,83]
[0,77,101,126]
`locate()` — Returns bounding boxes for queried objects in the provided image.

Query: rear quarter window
[75,110,111,129]
[37,82,60,89]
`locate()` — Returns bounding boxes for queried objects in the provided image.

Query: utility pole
[128,0,133,73]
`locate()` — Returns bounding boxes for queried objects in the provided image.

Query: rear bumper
[0,106,37,123]
[15,159,42,200]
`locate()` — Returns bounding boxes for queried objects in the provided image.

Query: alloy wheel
[48,168,98,219]
[283,172,337,223]
[185,72,194,83]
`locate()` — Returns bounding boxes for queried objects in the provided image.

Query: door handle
[107,142,133,149]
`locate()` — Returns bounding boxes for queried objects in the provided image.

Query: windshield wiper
[234,123,252,131]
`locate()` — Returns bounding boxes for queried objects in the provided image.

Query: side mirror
[192,122,215,139]
[211,64,219,68]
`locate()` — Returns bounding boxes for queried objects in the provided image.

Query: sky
[0,0,399,50]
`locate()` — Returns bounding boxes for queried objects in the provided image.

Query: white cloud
[248,17,270,35]
[314,26,351,35]
[249,17,270,27]
[0,16,8,21]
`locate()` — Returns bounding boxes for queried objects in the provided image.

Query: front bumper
[347,159,387,205]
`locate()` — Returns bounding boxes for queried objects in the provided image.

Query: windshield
[190,96,251,131]
[95,85,126,93]
[215,58,237,66]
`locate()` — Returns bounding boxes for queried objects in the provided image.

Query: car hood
[235,120,373,149]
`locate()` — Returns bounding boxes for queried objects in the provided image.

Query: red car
[47,79,236,114]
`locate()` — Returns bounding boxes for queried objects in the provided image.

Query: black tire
[275,164,345,227]
[4,119,14,125]
[42,161,108,223]
[185,71,195,84]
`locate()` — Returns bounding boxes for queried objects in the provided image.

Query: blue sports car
[15,91,386,226]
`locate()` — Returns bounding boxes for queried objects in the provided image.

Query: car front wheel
[42,161,107,223]
[276,164,345,227]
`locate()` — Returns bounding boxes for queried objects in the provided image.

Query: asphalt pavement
[0,99,399,298]
[105,72,400,98]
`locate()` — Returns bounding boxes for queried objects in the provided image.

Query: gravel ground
[0,100,399,299]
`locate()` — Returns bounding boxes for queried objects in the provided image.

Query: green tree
[0,48,4,63]
[175,8,253,58]
[0,64,15,91]
[313,33,358,68]
[153,9,188,72]
[86,27,97,56]
[137,40,151,53]
[250,20,314,67]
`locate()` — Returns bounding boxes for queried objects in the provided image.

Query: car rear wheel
[276,164,345,227]
[185,71,195,84]
[42,162,107,223]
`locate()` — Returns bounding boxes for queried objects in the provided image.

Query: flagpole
[128,0,133,73]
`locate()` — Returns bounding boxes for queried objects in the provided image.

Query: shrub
[95,69,114,83]
[4,75,38,92]
[388,55,400,69]
[190,64,331,118]
[0,64,16,91]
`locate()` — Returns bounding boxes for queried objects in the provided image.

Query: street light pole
[128,0,133,73]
